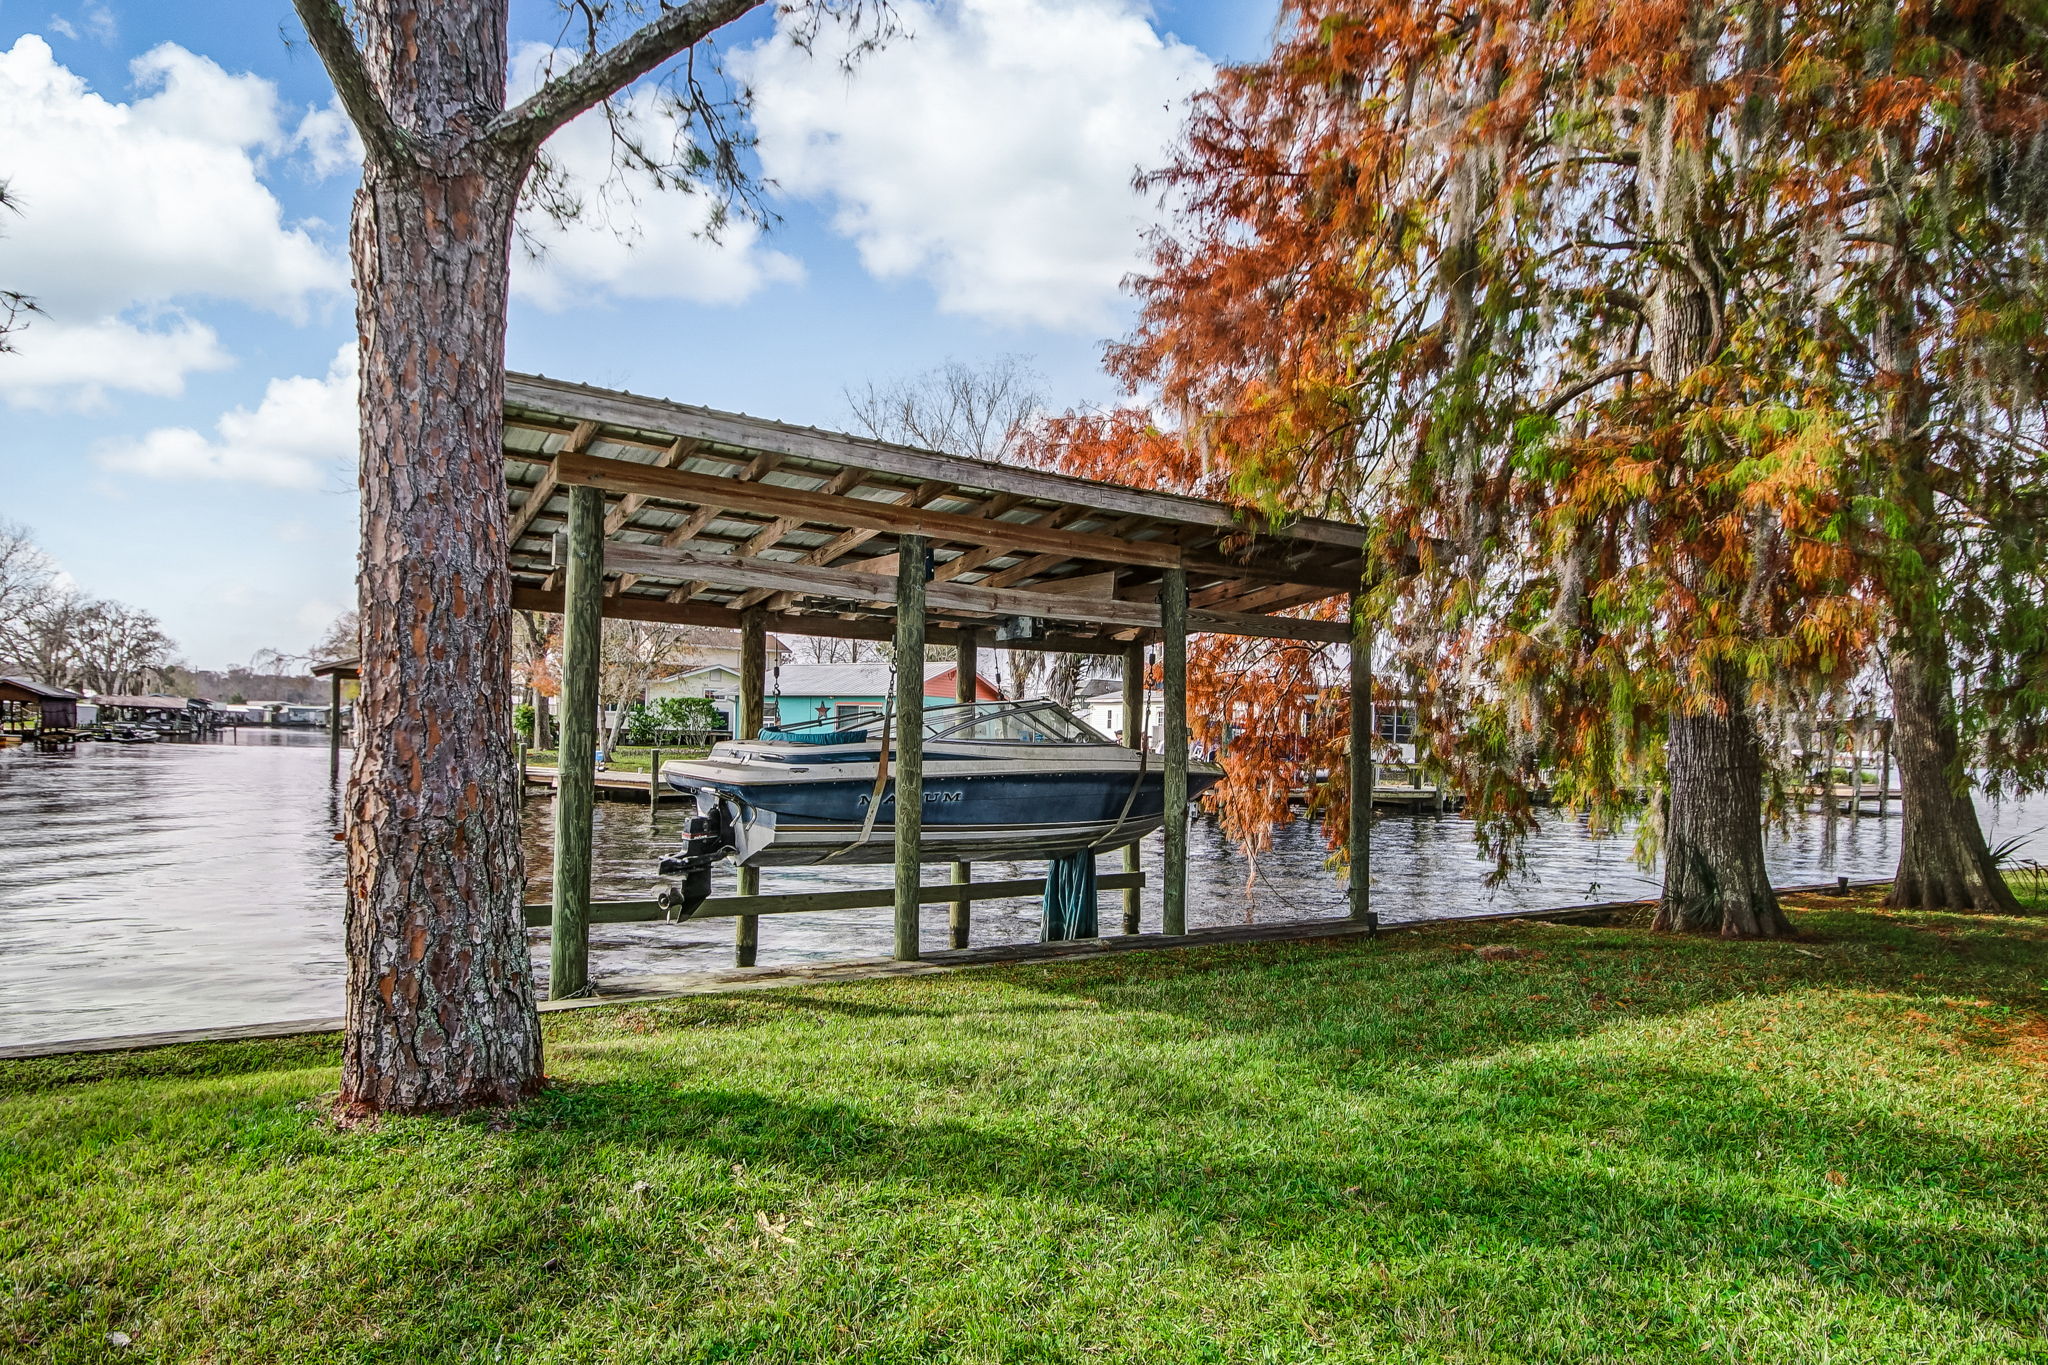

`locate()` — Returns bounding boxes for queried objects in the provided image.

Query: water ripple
[2,733,2041,1047]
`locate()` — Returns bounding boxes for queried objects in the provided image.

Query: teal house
[766,663,1000,728]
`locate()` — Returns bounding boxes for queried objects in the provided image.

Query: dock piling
[735,610,765,966]
[1121,641,1145,935]
[949,630,977,950]
[1161,566,1189,936]
[894,536,928,961]
[327,670,343,782]
[548,482,604,999]
[1349,593,1374,930]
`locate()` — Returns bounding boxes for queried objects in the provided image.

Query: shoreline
[0,876,1890,1062]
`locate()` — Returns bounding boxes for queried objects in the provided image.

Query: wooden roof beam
[601,435,699,537]
[509,585,1132,655]
[505,420,598,547]
[734,478,954,613]
[507,373,1368,549]
[554,451,1180,570]
[601,542,1350,644]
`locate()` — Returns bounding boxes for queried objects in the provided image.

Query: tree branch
[289,0,409,167]
[1540,358,1653,415]
[486,0,768,154]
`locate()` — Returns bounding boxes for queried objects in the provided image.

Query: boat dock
[523,763,691,802]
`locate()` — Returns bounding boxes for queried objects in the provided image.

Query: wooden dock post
[327,669,343,782]
[949,630,977,950]
[1121,641,1145,934]
[648,748,663,825]
[894,535,928,961]
[549,482,604,999]
[734,610,765,967]
[1349,594,1374,929]
[1161,566,1189,936]
[1849,724,1863,827]
[1878,720,1893,816]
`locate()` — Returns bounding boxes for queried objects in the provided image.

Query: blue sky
[0,0,1277,668]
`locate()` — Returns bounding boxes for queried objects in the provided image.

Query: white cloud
[0,35,343,406]
[293,97,362,179]
[738,0,1213,332]
[96,344,358,489]
[0,312,231,410]
[510,43,804,310]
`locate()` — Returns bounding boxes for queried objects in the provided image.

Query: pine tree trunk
[1886,643,2021,913]
[336,1,542,1115]
[1655,670,1793,937]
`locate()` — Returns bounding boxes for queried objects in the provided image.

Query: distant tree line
[0,520,176,696]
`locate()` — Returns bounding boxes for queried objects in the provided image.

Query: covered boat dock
[500,373,1377,998]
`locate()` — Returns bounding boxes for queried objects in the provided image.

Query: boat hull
[665,757,1222,867]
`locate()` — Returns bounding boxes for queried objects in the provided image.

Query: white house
[642,632,793,730]
[1078,683,1423,764]
[1077,684,1165,747]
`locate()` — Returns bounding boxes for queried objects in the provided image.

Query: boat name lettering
[856,790,964,806]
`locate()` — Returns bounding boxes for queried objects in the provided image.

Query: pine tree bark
[1655,668,1793,937]
[335,1,542,1115]
[293,0,778,1113]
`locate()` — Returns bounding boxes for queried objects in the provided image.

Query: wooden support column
[894,535,928,961]
[1849,726,1863,827]
[1878,721,1893,816]
[1161,566,1189,936]
[550,483,605,999]
[648,748,664,826]
[1121,641,1146,935]
[949,630,977,949]
[734,609,766,967]
[1348,594,1375,930]
[327,670,343,781]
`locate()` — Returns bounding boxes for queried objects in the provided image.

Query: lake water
[3,730,2043,1048]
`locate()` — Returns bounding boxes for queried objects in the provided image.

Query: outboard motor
[656,805,734,918]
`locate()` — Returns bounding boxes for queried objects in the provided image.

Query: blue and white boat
[657,698,1222,875]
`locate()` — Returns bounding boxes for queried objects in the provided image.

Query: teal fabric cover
[1041,850,1099,941]
[767,729,869,745]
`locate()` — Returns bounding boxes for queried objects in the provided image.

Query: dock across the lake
[524,764,690,801]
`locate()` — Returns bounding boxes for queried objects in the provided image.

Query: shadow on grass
[0,1033,343,1097]
[987,900,2048,1060]
[567,991,1084,1041]
[6,903,2046,1358]
[483,1051,2045,1334]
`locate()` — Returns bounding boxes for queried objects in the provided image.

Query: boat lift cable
[822,667,896,864]
[1086,742,1148,852]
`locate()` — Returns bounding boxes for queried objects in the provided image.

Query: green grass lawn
[4,891,2046,1363]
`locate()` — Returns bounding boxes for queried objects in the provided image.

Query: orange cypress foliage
[1037,0,1913,910]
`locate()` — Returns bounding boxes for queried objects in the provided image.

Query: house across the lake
[766,663,1000,729]
[645,656,998,734]
[1077,683,1425,763]
[0,677,81,733]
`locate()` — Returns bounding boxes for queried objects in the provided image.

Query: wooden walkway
[524,765,689,801]
[0,878,1886,1063]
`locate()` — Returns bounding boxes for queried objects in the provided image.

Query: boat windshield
[926,701,1113,744]
[760,699,1114,746]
